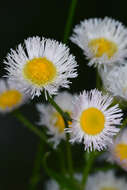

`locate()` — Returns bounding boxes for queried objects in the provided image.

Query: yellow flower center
[114,143,127,161]
[101,187,118,190]
[88,38,118,59]
[80,107,105,135]
[23,57,57,86]
[0,90,22,109]
[52,111,71,133]
[53,112,65,133]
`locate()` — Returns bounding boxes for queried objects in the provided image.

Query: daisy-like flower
[0,79,27,113]
[86,170,127,190]
[67,89,123,151]
[108,128,127,171]
[36,91,75,148]
[5,37,77,98]
[71,17,127,68]
[100,64,127,101]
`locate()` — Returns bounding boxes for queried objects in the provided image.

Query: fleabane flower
[100,64,127,101]
[108,128,127,171]
[71,17,127,68]
[36,91,75,148]
[5,37,77,98]
[67,89,122,151]
[86,170,127,190]
[0,79,28,113]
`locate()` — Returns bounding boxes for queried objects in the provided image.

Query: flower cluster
[1,16,127,190]
[1,17,126,152]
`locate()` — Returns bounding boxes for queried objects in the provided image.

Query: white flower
[0,79,28,113]
[66,89,123,151]
[71,17,127,68]
[36,91,75,148]
[108,128,127,171]
[86,170,127,190]
[100,64,127,101]
[5,36,77,98]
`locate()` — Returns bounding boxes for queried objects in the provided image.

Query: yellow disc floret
[23,57,57,86]
[0,90,22,110]
[53,112,65,133]
[101,187,118,190]
[114,143,127,161]
[80,107,105,135]
[52,111,72,133]
[88,38,118,59]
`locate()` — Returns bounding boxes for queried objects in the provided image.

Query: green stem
[64,117,74,178]
[47,93,65,117]
[81,152,95,189]
[47,94,73,178]
[47,93,71,122]
[58,147,66,175]
[29,141,44,190]
[63,0,78,43]
[13,110,52,148]
[66,133,74,178]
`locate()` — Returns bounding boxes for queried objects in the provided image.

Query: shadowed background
[0,0,127,189]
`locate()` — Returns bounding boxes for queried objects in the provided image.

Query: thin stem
[13,110,52,148]
[58,147,66,175]
[47,93,65,118]
[47,94,74,178]
[63,0,78,43]
[66,133,74,178]
[29,141,44,190]
[47,93,71,122]
[64,118,74,179]
[81,152,95,189]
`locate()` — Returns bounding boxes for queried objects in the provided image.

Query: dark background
[0,0,127,189]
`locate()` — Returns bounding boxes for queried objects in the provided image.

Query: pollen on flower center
[101,187,118,190]
[114,143,127,161]
[23,57,57,86]
[88,38,118,59]
[80,107,105,135]
[0,90,22,109]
